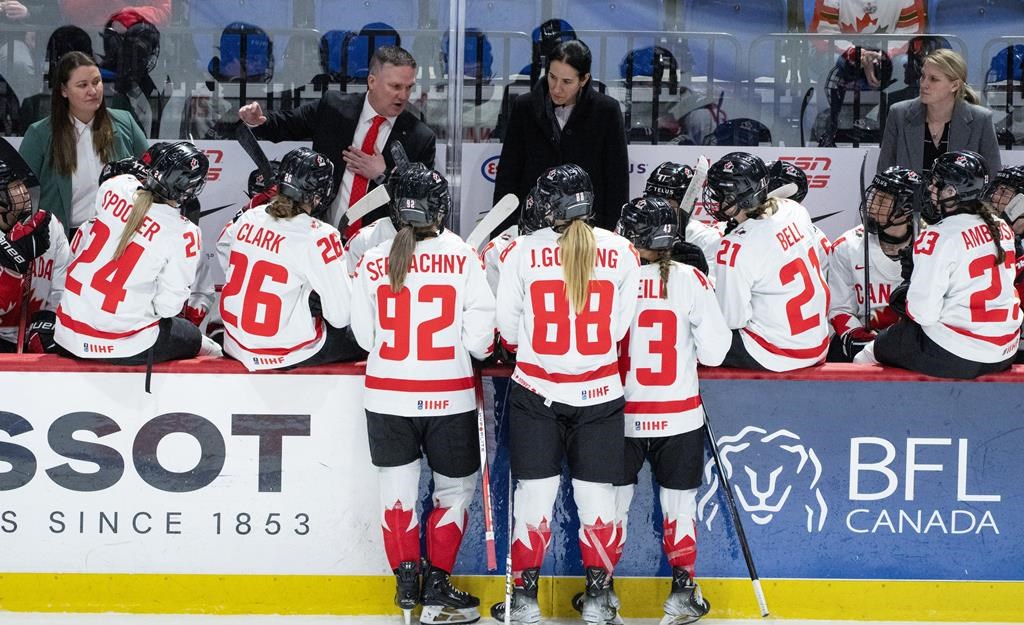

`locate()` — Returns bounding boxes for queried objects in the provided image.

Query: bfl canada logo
[698,426,827,533]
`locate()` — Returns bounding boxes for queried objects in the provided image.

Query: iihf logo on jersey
[581,385,610,401]
[417,399,451,410]
[697,426,827,532]
[82,342,114,354]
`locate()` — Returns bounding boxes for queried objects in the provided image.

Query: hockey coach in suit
[237,45,436,233]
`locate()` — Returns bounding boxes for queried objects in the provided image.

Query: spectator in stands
[809,0,926,87]
[238,45,436,238]
[878,49,1001,175]
[57,0,170,27]
[492,39,628,234]
[19,51,149,237]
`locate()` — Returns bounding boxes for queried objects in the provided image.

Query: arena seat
[560,1,663,84]
[928,0,1024,84]
[682,0,788,81]
[189,1,290,77]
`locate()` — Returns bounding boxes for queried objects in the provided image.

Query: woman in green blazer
[19,51,148,237]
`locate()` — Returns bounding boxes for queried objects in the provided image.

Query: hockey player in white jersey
[705,152,830,371]
[0,161,60,352]
[982,165,1024,362]
[220,147,362,371]
[827,166,921,361]
[569,196,730,625]
[55,141,217,364]
[861,151,1020,377]
[350,166,494,625]
[644,161,719,272]
[492,164,641,625]
[766,159,832,275]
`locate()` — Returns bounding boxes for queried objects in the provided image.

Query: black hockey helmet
[389,163,450,229]
[616,196,677,251]
[644,161,694,205]
[276,148,333,216]
[142,141,209,204]
[247,160,281,198]
[923,150,989,224]
[866,167,922,243]
[985,165,1024,224]
[534,163,593,224]
[0,159,32,224]
[520,184,551,235]
[99,156,148,186]
[703,152,769,221]
[767,159,808,203]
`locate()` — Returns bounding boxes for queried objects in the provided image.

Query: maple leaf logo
[840,13,878,33]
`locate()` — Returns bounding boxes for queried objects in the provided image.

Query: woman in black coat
[492,40,629,233]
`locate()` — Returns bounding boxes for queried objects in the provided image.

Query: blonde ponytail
[558,219,596,313]
[388,225,417,292]
[115,189,155,259]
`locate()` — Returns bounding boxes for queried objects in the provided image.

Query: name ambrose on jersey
[362,253,470,281]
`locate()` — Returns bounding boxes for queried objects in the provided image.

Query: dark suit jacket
[879,98,1002,175]
[493,79,629,233]
[253,91,436,225]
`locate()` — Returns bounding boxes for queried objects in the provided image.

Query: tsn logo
[201,149,225,182]
[778,156,832,190]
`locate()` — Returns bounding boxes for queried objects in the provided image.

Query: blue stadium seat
[189,1,290,76]
[465,0,538,79]
[928,0,1024,84]
[561,1,662,83]
[683,0,788,81]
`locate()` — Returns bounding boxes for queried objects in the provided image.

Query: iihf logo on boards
[698,426,827,532]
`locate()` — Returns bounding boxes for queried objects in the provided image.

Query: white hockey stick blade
[344,184,391,224]
[466,193,519,251]
[679,154,709,217]
[767,182,798,199]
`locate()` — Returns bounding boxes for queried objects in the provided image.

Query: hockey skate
[659,567,710,625]
[579,567,622,625]
[489,567,541,625]
[419,562,481,625]
[393,560,419,625]
[571,576,623,625]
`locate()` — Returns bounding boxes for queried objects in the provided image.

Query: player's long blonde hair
[388,225,438,292]
[557,219,596,313]
[267,195,308,219]
[114,189,156,259]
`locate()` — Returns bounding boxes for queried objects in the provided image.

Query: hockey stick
[799,87,814,148]
[504,459,514,625]
[389,141,411,170]
[703,403,769,617]
[336,184,391,235]
[474,369,498,570]
[465,193,519,252]
[859,150,872,332]
[234,123,274,183]
[15,274,29,354]
[678,155,709,221]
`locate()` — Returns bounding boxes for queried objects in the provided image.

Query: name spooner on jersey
[100,189,161,242]
[363,253,468,281]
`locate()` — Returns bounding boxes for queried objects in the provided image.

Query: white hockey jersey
[0,215,71,344]
[620,262,730,438]
[345,216,397,276]
[714,199,830,371]
[828,225,903,336]
[351,229,495,416]
[219,207,352,371]
[685,219,723,272]
[811,0,924,54]
[55,175,201,358]
[906,214,1021,363]
[496,226,641,406]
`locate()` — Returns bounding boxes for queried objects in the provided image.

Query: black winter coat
[492,80,629,233]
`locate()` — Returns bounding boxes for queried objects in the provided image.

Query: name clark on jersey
[363,253,468,281]
[100,189,161,242]
[961,222,1015,250]
[529,246,620,268]
[236,222,285,254]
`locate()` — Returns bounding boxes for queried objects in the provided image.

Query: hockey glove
[0,211,50,274]
[841,327,875,360]
[897,244,914,282]
[869,305,900,331]
[889,282,910,319]
[671,239,709,275]
[26,310,57,354]
[179,303,207,327]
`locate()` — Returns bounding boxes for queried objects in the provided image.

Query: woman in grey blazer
[878,49,1001,176]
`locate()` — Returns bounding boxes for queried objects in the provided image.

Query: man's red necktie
[346,114,387,239]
